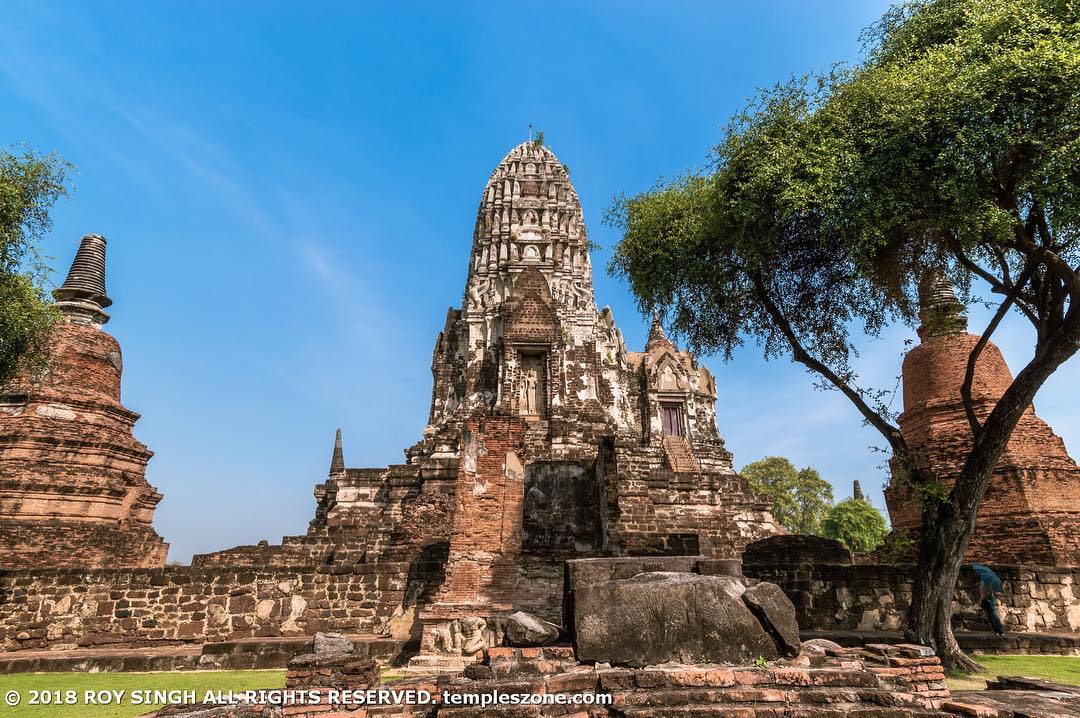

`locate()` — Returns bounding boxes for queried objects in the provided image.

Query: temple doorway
[661,404,683,437]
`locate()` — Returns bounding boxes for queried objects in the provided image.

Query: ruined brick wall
[422,417,541,623]
[194,461,457,570]
[0,312,167,569]
[0,564,410,652]
[607,439,779,560]
[0,521,168,570]
[886,329,1080,566]
[282,643,952,718]
[744,560,1080,636]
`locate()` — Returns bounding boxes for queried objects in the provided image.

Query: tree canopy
[823,498,890,553]
[608,0,1080,668]
[740,456,834,535]
[0,148,69,386]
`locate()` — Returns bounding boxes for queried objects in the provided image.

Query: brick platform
[170,642,956,717]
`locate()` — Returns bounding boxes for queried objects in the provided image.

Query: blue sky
[4,1,1078,563]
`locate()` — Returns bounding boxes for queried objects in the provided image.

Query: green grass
[946,655,1080,691]
[0,670,284,718]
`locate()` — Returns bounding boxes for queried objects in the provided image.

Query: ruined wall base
[0,565,410,652]
[744,559,1080,638]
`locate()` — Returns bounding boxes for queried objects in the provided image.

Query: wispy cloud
[0,19,401,348]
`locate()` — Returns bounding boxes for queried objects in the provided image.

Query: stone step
[0,646,201,674]
[663,436,700,473]
[0,635,407,674]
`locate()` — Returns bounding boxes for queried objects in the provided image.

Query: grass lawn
[946,654,1080,691]
[0,670,284,718]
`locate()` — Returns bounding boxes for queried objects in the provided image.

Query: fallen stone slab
[801,638,843,655]
[948,689,1080,718]
[574,571,783,667]
[986,674,1080,694]
[741,580,801,657]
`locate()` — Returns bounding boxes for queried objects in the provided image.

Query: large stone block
[574,571,797,667]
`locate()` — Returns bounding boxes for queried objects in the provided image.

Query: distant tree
[823,499,889,553]
[607,0,1079,669]
[1,148,70,386]
[533,129,545,148]
[741,456,834,535]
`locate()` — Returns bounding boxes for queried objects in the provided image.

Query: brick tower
[884,277,1080,565]
[0,234,168,568]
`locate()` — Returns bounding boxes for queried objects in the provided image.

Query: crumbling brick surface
[275,642,950,717]
[886,328,1080,566]
[0,314,167,569]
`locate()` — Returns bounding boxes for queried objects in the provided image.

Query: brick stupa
[885,276,1080,565]
[0,234,168,568]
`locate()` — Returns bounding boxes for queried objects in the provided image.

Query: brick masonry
[743,537,1080,640]
[0,564,408,652]
[270,641,951,718]
[0,234,168,569]
[190,143,782,661]
[885,283,1080,565]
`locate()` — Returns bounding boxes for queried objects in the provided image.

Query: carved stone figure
[431,623,453,653]
[522,366,539,415]
[459,616,488,656]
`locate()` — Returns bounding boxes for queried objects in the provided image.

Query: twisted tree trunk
[904,319,1080,670]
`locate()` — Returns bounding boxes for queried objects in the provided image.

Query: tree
[607,0,1079,669]
[1,148,70,387]
[740,456,834,535]
[823,499,889,553]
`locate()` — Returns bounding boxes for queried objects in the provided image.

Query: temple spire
[53,234,112,327]
[917,272,967,341]
[329,428,345,475]
[645,310,673,353]
[853,480,865,502]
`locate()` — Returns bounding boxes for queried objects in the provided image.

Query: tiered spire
[53,234,112,327]
[917,272,967,341]
[329,428,345,475]
[463,142,593,314]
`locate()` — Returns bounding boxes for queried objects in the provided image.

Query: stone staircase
[663,436,700,473]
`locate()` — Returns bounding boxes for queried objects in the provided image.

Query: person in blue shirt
[973,563,1006,636]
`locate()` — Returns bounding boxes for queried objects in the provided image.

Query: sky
[3,1,1078,563]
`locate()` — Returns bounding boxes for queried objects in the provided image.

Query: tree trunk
[904,319,1080,670]
[905,497,983,671]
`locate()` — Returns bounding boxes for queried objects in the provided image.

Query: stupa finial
[53,233,112,326]
[917,272,967,340]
